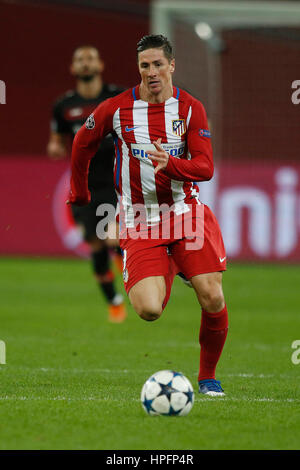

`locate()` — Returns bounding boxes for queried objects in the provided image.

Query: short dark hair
[136,35,174,62]
[72,45,100,59]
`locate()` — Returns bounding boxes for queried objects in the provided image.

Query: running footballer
[68,35,229,396]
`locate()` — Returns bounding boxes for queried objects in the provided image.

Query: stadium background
[1,0,300,261]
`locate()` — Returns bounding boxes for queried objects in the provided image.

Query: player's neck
[76,76,103,99]
[139,83,173,104]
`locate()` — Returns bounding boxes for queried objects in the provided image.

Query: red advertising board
[1,155,300,262]
[0,156,88,258]
[198,162,300,262]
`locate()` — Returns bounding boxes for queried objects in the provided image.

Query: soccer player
[47,45,127,323]
[68,35,229,395]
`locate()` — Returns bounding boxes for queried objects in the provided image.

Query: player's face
[138,48,175,98]
[71,48,104,81]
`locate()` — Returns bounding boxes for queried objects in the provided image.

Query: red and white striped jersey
[70,85,213,226]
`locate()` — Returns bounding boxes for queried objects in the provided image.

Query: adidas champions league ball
[141,370,194,416]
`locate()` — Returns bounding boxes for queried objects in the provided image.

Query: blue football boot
[199,379,225,396]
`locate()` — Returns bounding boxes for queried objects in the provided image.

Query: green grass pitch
[0,257,299,450]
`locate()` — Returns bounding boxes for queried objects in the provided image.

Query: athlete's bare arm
[47,132,68,160]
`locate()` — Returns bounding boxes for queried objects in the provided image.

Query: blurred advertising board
[1,156,299,262]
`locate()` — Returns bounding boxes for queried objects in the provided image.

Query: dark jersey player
[47,45,126,323]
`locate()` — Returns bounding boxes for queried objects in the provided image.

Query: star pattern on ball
[184,389,194,404]
[157,381,177,399]
[141,371,194,416]
[142,397,155,414]
[167,405,182,416]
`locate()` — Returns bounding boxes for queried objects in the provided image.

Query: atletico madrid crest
[172,119,186,137]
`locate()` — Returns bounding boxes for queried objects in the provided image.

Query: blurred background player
[47,45,126,323]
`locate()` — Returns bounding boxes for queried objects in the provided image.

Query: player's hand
[47,142,67,160]
[66,190,91,206]
[47,133,68,160]
[147,138,169,174]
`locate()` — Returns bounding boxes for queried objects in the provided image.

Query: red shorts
[119,204,226,307]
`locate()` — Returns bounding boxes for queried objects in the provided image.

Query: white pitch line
[199,397,300,403]
[0,396,115,402]
[0,367,293,376]
[0,367,297,380]
[226,373,275,378]
[0,396,298,403]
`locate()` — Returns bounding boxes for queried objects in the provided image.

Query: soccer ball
[141,370,194,416]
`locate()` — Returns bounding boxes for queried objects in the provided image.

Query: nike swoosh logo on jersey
[125,126,138,132]
[219,257,226,263]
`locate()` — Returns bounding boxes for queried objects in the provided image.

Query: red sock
[198,305,228,381]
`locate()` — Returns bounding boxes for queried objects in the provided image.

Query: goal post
[151,1,300,41]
